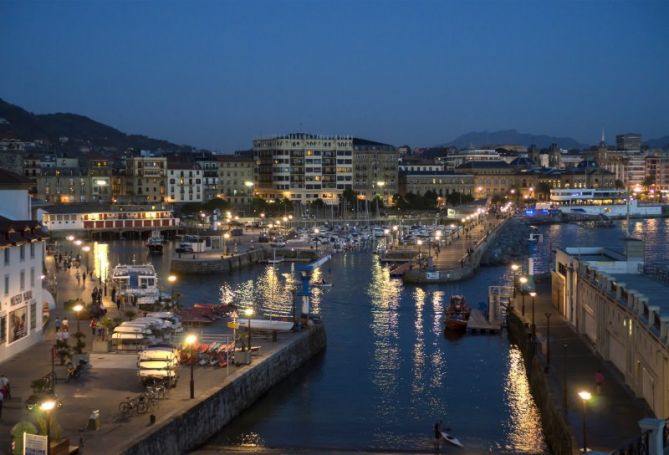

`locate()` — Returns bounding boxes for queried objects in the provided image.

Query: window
[20,270,25,291]
[20,245,25,261]
[30,243,35,259]
[30,268,35,287]
[3,250,8,266]
[3,275,8,296]
[0,315,5,343]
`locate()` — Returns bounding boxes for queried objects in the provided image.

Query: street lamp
[417,239,423,260]
[511,264,520,297]
[375,181,385,217]
[529,291,537,336]
[40,399,57,455]
[223,233,230,256]
[314,228,320,235]
[244,308,254,358]
[578,390,592,452]
[168,274,177,303]
[73,303,83,333]
[74,240,82,247]
[185,334,197,399]
[519,277,528,316]
[82,245,90,271]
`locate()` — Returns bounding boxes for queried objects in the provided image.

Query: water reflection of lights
[503,347,545,452]
[369,257,402,419]
[411,287,426,397]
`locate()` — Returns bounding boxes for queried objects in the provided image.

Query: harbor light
[67,235,75,242]
[578,390,592,452]
[384,229,389,235]
[168,274,177,284]
[185,334,197,399]
[40,398,57,453]
[244,308,255,359]
[288,215,293,220]
[283,216,288,222]
[73,303,84,332]
[314,228,320,234]
[511,264,519,272]
[392,225,398,231]
[82,245,91,252]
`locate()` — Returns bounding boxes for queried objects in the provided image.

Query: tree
[342,188,356,206]
[614,179,625,189]
[536,182,551,201]
[202,197,231,212]
[642,176,655,188]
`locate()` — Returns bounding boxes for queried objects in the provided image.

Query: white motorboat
[112,263,161,303]
[440,430,463,448]
[236,318,294,332]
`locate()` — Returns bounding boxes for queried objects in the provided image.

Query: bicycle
[118,396,147,418]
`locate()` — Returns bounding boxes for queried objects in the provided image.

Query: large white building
[552,238,669,417]
[166,163,203,203]
[0,170,47,363]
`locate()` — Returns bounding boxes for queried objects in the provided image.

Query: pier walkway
[513,280,653,452]
[0,255,312,454]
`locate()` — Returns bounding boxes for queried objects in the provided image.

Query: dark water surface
[98,218,669,454]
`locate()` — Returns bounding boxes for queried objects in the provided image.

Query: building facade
[166,163,203,203]
[645,152,669,189]
[551,239,669,417]
[0,170,47,363]
[616,133,642,152]
[125,156,167,203]
[352,138,398,205]
[399,171,474,198]
[216,154,254,206]
[253,133,357,205]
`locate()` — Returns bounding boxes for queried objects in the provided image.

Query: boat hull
[236,318,294,332]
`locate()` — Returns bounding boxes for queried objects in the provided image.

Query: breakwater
[480,218,530,266]
[170,249,265,274]
[117,323,327,455]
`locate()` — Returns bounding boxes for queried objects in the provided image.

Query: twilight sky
[1,0,668,151]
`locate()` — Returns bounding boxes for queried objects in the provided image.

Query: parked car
[258,234,269,243]
[231,228,244,236]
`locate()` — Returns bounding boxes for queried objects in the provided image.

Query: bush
[11,421,38,455]
[54,339,70,365]
[72,332,86,355]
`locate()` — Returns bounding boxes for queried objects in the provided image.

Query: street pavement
[514,279,653,452]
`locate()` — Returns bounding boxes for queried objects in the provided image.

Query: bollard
[149,414,156,425]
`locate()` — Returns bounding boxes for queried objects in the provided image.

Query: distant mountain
[442,129,587,150]
[646,135,669,150]
[0,97,193,152]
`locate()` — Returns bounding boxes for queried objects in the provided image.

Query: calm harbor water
[98,218,669,454]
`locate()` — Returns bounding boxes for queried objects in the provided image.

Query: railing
[643,264,669,286]
[610,430,650,455]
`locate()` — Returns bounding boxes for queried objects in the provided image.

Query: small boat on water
[444,295,470,332]
[440,430,464,448]
[266,248,284,265]
[112,263,161,305]
[147,233,163,255]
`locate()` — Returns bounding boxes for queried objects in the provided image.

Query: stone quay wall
[170,249,265,274]
[507,312,577,455]
[118,323,327,455]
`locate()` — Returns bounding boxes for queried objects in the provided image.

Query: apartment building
[352,138,398,204]
[253,133,357,205]
[195,159,219,201]
[0,170,47,363]
[216,154,254,206]
[399,171,474,198]
[125,156,167,203]
[645,152,669,189]
[166,163,203,203]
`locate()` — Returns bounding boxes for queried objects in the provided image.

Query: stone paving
[514,279,653,452]
[0,252,295,454]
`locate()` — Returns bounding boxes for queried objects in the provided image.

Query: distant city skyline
[1,0,668,151]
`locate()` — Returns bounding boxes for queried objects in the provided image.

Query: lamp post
[168,274,176,303]
[562,343,569,416]
[545,312,552,372]
[82,245,91,272]
[185,334,197,399]
[223,233,230,256]
[511,264,519,297]
[578,390,592,452]
[417,239,423,261]
[530,291,537,337]
[67,235,74,255]
[519,277,528,316]
[244,181,254,216]
[73,303,83,333]
[375,181,385,217]
[244,308,254,360]
[40,399,56,455]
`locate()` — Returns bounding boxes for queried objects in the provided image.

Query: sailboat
[266,248,284,265]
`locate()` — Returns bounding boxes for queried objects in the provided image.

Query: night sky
[1,0,668,151]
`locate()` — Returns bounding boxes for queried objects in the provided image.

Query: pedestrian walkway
[513,279,653,452]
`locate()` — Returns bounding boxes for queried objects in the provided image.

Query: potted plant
[54,339,70,366]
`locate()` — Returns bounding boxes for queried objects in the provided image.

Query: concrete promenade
[514,279,653,452]
[0,254,309,454]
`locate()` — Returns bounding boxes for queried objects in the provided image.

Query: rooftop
[456,160,510,169]
[610,273,669,312]
[0,216,46,247]
[40,204,173,214]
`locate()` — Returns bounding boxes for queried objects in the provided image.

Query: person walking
[90,319,98,338]
[82,272,86,286]
[595,369,605,395]
[433,421,441,451]
[75,272,81,285]
[55,317,61,332]
[62,317,69,333]
[111,287,116,304]
[116,296,121,311]
[0,374,10,400]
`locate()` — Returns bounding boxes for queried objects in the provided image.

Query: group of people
[55,252,79,271]
[0,374,10,418]
[54,316,70,341]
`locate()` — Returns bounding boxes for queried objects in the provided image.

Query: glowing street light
[529,291,537,336]
[40,399,57,454]
[185,334,198,399]
[74,240,82,246]
[519,277,528,316]
[578,390,592,452]
[73,303,84,333]
[168,274,177,302]
[66,235,75,242]
[244,308,255,359]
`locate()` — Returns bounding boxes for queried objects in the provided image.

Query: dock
[466,309,501,334]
